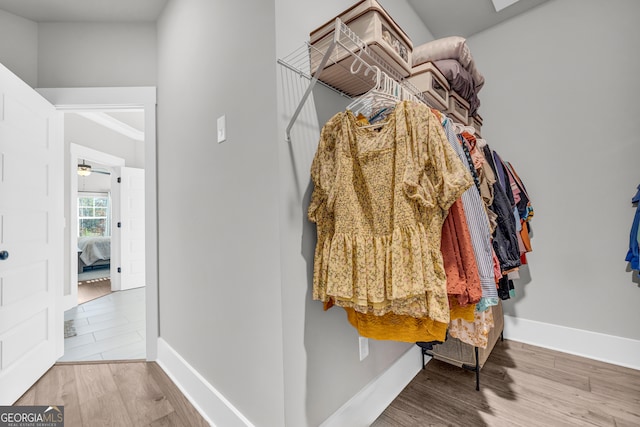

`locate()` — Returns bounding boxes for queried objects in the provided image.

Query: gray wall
[156,1,285,426]
[0,16,157,89]
[467,0,640,340]
[381,0,435,46]
[38,22,157,87]
[0,9,38,87]
[275,1,429,425]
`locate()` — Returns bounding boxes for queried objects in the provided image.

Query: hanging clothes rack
[280,11,512,392]
[278,17,429,142]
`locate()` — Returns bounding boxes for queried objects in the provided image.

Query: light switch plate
[217,115,226,143]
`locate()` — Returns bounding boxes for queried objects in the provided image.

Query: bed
[77,236,111,273]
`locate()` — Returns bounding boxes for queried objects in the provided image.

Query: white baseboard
[504,315,640,370]
[320,345,424,427]
[157,320,638,427]
[156,338,255,427]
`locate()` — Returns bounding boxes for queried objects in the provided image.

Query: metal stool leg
[474,347,480,391]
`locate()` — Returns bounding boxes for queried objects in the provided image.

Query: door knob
[0,251,8,260]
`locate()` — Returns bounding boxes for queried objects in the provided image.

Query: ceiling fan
[77,159,111,176]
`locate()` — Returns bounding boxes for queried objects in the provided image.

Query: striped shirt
[442,119,499,309]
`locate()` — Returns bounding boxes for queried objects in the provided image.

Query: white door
[0,64,63,404]
[118,167,145,290]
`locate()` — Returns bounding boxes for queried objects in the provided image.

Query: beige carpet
[78,277,112,304]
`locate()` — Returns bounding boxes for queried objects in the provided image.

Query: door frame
[70,144,125,303]
[37,87,159,361]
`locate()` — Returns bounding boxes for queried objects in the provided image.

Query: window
[78,194,111,237]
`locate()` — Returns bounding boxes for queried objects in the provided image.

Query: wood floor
[14,339,639,426]
[77,278,112,304]
[60,287,146,362]
[372,339,640,427]
[15,362,209,427]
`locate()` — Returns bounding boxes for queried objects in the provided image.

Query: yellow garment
[344,308,447,343]
[448,298,476,322]
[309,101,473,324]
[355,113,369,126]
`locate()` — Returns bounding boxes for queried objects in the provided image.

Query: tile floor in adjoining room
[60,287,146,362]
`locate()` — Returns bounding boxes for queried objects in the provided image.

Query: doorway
[37,86,159,362]
[76,159,115,304]
[69,143,125,305]
[63,133,146,361]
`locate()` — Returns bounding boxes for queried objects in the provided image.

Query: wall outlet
[217,114,226,143]
[359,336,369,361]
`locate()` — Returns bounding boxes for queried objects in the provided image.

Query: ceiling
[105,111,145,133]
[408,0,551,39]
[70,110,145,142]
[0,0,549,39]
[0,0,168,22]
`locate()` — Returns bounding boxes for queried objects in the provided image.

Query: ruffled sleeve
[404,102,473,212]
[308,113,342,223]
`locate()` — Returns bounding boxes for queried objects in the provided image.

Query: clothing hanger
[347,66,403,129]
[451,121,465,134]
[463,125,476,135]
[346,65,382,116]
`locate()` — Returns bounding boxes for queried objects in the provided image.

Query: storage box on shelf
[471,114,483,137]
[309,0,413,96]
[406,61,450,111]
[447,90,470,125]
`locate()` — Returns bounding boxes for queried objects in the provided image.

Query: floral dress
[308,101,473,342]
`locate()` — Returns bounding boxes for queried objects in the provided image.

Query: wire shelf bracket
[283,24,338,143]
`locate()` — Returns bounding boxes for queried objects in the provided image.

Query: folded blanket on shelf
[413,36,484,93]
[433,59,481,116]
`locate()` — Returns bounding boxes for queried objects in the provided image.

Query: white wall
[467,0,640,341]
[78,169,111,194]
[38,23,156,88]
[156,1,285,426]
[0,9,38,87]
[275,1,430,426]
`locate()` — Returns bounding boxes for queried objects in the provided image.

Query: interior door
[118,166,145,290]
[0,64,63,404]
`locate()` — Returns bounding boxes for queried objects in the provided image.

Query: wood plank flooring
[77,278,112,304]
[15,362,209,427]
[372,339,640,427]
[61,287,146,361]
[16,338,638,426]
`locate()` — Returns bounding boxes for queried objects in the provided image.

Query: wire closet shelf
[278,17,430,142]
